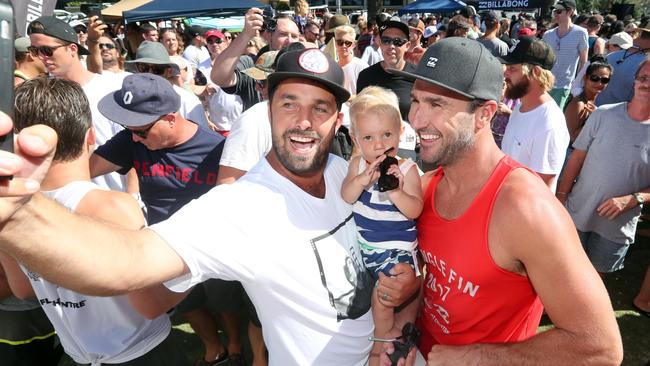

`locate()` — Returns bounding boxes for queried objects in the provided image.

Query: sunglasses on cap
[27,44,67,57]
[121,121,157,139]
[136,63,169,75]
[588,74,610,84]
[380,36,408,47]
[335,39,353,47]
[99,43,116,50]
[207,38,223,45]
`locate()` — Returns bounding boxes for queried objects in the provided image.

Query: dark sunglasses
[122,121,157,138]
[588,74,610,84]
[225,35,232,40]
[99,43,116,50]
[207,38,223,45]
[136,63,168,75]
[74,27,87,34]
[335,39,353,47]
[380,36,408,47]
[27,44,67,57]
[553,8,566,14]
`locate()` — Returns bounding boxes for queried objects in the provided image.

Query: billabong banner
[11,0,57,36]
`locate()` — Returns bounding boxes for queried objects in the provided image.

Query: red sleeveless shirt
[416,156,543,357]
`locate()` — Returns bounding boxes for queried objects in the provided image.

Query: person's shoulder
[573,25,588,35]
[78,189,144,229]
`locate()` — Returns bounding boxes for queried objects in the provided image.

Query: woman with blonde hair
[335,25,368,95]
[293,0,310,33]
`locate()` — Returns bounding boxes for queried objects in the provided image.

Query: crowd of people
[0,0,649,365]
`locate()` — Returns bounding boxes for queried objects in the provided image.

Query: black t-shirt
[223,55,261,112]
[95,127,225,224]
[356,62,417,121]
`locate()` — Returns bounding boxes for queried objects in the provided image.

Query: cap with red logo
[267,48,350,104]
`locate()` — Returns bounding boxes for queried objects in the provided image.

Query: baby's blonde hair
[349,86,402,135]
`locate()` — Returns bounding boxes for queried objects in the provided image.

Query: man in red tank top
[382,37,622,365]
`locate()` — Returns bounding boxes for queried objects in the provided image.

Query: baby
[341,86,423,355]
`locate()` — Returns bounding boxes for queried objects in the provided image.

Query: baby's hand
[385,163,404,196]
[357,155,385,187]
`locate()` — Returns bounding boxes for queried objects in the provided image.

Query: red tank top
[416,156,543,357]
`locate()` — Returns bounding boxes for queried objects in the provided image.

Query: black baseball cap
[98,74,181,127]
[267,48,350,105]
[553,0,576,10]
[379,20,410,38]
[27,16,90,55]
[187,25,205,37]
[391,37,503,102]
[499,36,556,71]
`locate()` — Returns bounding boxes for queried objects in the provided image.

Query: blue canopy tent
[123,0,267,22]
[397,0,467,14]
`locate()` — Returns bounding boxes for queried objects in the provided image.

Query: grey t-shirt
[542,26,588,90]
[478,37,509,57]
[566,102,650,244]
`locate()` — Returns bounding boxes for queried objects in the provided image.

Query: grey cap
[98,73,181,127]
[15,37,30,53]
[391,37,503,101]
[125,41,180,74]
[27,16,90,55]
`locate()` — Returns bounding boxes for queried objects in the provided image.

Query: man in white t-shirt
[0,49,419,366]
[27,16,127,192]
[182,25,210,72]
[500,37,570,192]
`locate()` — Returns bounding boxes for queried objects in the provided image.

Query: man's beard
[271,125,335,175]
[505,77,530,100]
[420,117,475,167]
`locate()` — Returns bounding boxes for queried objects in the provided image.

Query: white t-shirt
[82,73,127,191]
[342,57,369,96]
[24,181,170,366]
[153,156,374,366]
[197,60,244,131]
[173,85,209,129]
[501,100,570,192]
[219,101,270,171]
[361,44,383,66]
[182,44,210,69]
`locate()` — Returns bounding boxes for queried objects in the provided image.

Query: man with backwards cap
[0,48,418,365]
[26,16,128,192]
[378,37,622,365]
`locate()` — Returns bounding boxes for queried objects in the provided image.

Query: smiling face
[271,18,301,50]
[409,80,476,166]
[268,78,342,175]
[584,66,611,96]
[379,28,410,68]
[161,31,178,55]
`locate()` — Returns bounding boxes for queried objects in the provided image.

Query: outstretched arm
[0,112,188,296]
[211,8,263,87]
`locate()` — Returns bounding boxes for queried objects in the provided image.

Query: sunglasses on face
[225,35,232,40]
[136,63,168,75]
[207,38,223,45]
[335,39,353,47]
[553,8,566,14]
[636,76,650,83]
[122,121,157,139]
[588,74,610,84]
[99,43,116,50]
[380,36,408,47]
[27,44,67,57]
[74,27,87,34]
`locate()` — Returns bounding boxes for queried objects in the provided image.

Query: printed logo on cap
[298,49,329,74]
[123,91,133,105]
[426,57,438,68]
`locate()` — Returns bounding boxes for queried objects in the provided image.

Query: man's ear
[86,127,96,149]
[475,101,498,131]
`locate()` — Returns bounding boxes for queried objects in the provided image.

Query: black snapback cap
[499,36,556,71]
[391,37,503,101]
[379,20,410,38]
[267,48,350,105]
[27,16,90,55]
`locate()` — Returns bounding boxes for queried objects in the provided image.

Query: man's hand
[378,326,417,366]
[597,194,636,220]
[0,111,57,222]
[87,16,107,43]
[377,263,419,307]
[243,8,265,39]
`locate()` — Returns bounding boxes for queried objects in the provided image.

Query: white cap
[608,32,633,50]
[423,26,438,39]
[69,20,86,29]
